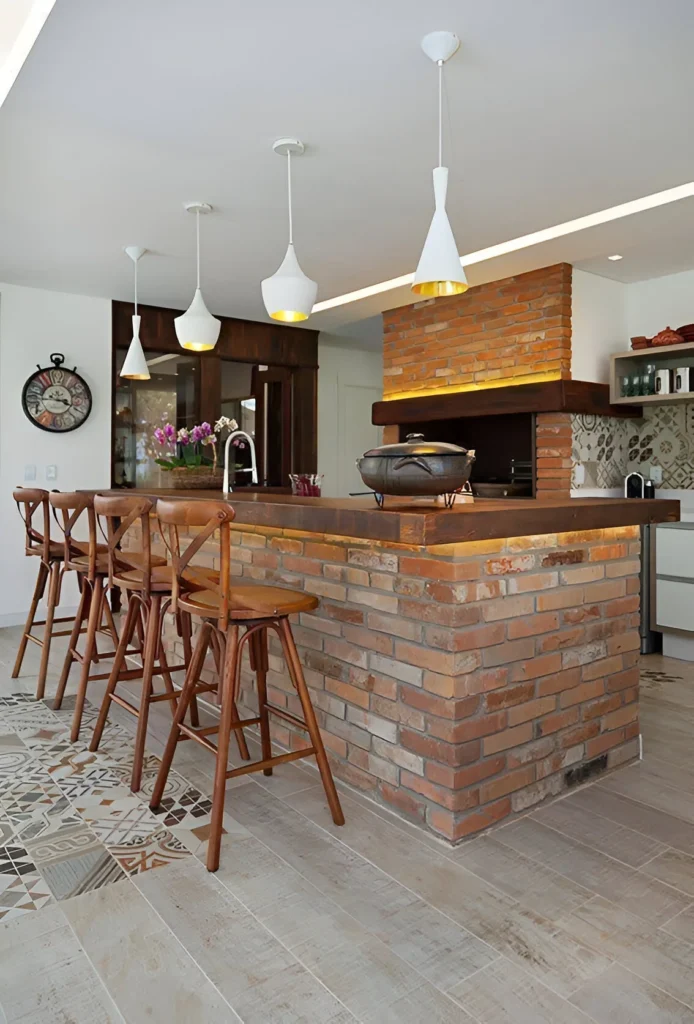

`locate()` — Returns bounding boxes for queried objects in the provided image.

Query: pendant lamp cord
[438,59,443,168]
[287,150,294,245]
[133,255,138,316]
[196,208,201,290]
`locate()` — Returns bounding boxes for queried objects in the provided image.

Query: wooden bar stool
[12,487,71,700]
[49,492,146,741]
[89,494,212,792]
[149,499,344,872]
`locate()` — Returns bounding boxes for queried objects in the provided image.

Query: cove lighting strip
[312,181,694,313]
[0,0,56,110]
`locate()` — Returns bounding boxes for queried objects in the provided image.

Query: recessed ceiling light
[313,180,694,313]
[608,254,623,261]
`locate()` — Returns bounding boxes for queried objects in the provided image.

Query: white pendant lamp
[412,31,468,298]
[175,202,221,352]
[262,138,317,322]
[120,246,150,380]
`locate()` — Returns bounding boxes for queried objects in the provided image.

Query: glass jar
[642,363,656,396]
[631,373,642,397]
[620,375,631,398]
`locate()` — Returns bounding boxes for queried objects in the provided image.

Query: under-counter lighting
[313,180,694,313]
[383,370,562,401]
[0,0,56,111]
[608,254,623,261]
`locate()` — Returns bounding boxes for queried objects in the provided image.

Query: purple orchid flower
[190,425,203,443]
[153,427,166,445]
[177,427,190,446]
[199,422,212,437]
[164,423,176,442]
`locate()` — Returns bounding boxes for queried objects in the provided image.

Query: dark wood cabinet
[111,301,318,490]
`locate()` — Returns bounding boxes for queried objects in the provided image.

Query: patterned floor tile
[20,724,70,750]
[72,785,162,845]
[55,765,122,800]
[151,783,213,829]
[23,820,126,899]
[0,870,53,921]
[0,778,66,817]
[109,827,190,876]
[0,694,36,708]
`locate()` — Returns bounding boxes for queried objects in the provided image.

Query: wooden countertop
[90,490,680,546]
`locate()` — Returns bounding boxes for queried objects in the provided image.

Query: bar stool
[89,494,217,791]
[149,499,344,872]
[50,492,162,742]
[12,487,113,700]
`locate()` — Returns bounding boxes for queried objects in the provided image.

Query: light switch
[24,464,36,481]
[45,465,57,481]
[650,465,663,485]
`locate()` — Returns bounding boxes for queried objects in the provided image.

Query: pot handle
[392,456,434,474]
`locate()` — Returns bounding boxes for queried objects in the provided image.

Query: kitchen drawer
[656,525,694,580]
[656,579,694,632]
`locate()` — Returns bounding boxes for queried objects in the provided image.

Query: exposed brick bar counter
[97,490,678,844]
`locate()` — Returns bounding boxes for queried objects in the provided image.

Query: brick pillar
[535,412,572,497]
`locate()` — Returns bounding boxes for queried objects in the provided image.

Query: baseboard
[0,606,80,629]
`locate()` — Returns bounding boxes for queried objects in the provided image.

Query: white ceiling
[2,0,694,331]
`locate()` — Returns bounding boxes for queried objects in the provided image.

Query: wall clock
[22,353,93,433]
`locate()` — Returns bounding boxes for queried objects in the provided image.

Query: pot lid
[362,433,471,457]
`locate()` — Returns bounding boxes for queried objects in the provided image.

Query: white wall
[571,268,627,383]
[0,282,111,624]
[625,267,694,338]
[317,333,383,498]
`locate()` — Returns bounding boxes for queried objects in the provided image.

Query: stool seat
[114,564,218,592]
[69,550,166,575]
[178,583,319,620]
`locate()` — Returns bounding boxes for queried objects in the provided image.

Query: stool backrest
[156,499,234,629]
[13,487,51,561]
[94,494,154,599]
[49,491,97,579]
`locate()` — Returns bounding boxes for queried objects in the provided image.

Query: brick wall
[382,263,572,398]
[536,412,573,497]
[160,521,641,844]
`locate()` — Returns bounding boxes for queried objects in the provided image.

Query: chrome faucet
[223,430,259,494]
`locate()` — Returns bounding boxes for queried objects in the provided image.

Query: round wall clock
[22,353,93,433]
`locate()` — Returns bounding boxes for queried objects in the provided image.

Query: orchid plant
[153,417,243,472]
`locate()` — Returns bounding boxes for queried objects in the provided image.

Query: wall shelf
[610,341,694,406]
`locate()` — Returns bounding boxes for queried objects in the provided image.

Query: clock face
[22,365,92,432]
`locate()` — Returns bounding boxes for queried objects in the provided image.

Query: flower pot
[168,467,224,490]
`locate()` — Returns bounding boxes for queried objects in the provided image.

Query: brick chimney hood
[372,379,641,426]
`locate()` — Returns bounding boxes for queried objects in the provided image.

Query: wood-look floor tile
[568,786,694,853]
[663,905,694,943]
[642,849,694,897]
[0,903,123,1023]
[280,785,610,997]
[360,981,476,1023]
[570,961,694,1023]
[455,835,593,921]
[533,795,668,867]
[134,858,303,997]
[564,895,694,1008]
[62,878,240,1022]
[450,958,595,1023]
[496,817,690,925]
[601,770,694,825]
[228,962,357,1023]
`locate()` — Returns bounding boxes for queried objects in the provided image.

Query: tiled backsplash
[571,403,694,490]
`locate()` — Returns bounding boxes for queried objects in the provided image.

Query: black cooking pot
[357,433,476,496]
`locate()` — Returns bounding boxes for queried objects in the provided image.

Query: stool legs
[130,594,162,793]
[12,560,48,684]
[53,577,90,711]
[278,618,345,827]
[207,625,240,872]
[250,628,273,776]
[35,561,61,701]
[150,622,213,809]
[71,576,104,742]
[89,595,139,754]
